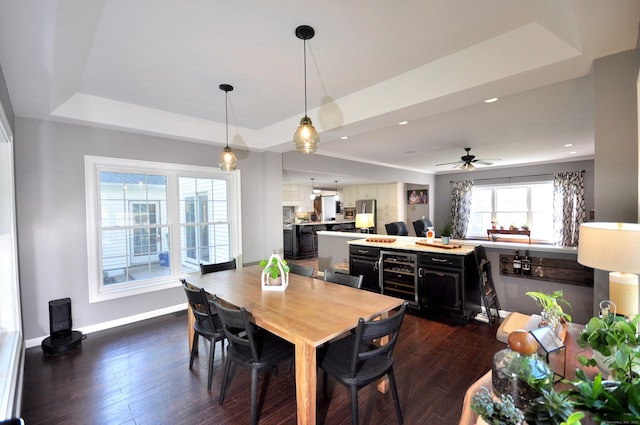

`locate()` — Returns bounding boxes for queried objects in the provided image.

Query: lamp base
[609,271,639,316]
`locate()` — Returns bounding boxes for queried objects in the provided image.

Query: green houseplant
[471,386,524,425]
[438,221,453,244]
[259,250,290,289]
[576,313,640,382]
[525,290,572,333]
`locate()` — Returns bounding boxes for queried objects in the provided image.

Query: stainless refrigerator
[355,199,377,233]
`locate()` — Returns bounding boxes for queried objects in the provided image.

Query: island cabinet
[348,239,481,321]
[418,251,480,321]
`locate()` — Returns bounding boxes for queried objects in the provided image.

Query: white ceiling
[0,1,639,187]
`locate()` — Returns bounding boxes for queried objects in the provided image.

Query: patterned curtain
[553,170,585,247]
[450,180,474,239]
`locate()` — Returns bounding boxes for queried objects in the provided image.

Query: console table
[487,228,531,243]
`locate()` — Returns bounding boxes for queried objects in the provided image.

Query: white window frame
[85,156,242,303]
[468,181,554,242]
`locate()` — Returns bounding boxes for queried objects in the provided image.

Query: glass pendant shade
[218,146,238,171]
[294,116,319,154]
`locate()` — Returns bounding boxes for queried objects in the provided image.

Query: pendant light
[334,180,339,200]
[218,84,238,171]
[309,177,317,200]
[293,25,319,154]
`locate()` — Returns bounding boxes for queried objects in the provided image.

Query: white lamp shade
[577,222,640,273]
[355,213,373,229]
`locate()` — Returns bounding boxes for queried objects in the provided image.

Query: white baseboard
[25,303,187,349]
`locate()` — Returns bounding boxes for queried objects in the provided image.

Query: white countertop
[348,236,476,255]
[293,220,355,226]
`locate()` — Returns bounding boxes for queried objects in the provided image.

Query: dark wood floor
[21,307,505,425]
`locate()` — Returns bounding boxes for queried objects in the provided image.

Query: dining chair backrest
[384,221,409,236]
[289,263,315,277]
[349,302,407,377]
[182,281,218,330]
[211,296,260,362]
[200,259,237,274]
[412,218,433,237]
[323,270,363,289]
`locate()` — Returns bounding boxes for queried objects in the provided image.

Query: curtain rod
[450,169,585,183]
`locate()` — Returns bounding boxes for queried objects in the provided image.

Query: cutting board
[415,240,462,249]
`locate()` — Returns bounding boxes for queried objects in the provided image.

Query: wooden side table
[487,228,531,243]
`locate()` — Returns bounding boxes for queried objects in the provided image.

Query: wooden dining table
[184,265,404,425]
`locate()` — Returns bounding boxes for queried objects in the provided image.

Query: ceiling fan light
[294,116,319,154]
[462,162,475,171]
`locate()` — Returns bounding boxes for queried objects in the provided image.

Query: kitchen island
[284,220,356,259]
[348,236,481,321]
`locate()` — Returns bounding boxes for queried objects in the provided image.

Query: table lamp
[355,213,374,233]
[577,222,640,316]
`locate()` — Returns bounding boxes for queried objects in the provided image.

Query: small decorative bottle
[522,251,531,276]
[512,249,521,275]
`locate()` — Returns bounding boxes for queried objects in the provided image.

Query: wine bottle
[522,251,531,276]
[513,249,521,275]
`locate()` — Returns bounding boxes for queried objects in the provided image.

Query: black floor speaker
[41,298,84,356]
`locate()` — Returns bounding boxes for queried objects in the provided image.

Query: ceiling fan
[436,147,500,171]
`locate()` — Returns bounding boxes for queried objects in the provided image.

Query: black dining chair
[319,302,408,425]
[181,280,226,391]
[384,221,409,236]
[289,262,315,277]
[323,270,363,289]
[212,295,294,425]
[200,259,237,274]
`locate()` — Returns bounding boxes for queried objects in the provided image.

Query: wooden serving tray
[365,237,396,243]
[415,240,462,249]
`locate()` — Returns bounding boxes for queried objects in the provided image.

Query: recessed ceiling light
[564,143,573,147]
[405,150,416,154]
[340,136,348,140]
[398,121,408,125]
[484,97,498,103]
[570,151,577,154]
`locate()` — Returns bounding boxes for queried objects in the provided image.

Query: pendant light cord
[225,91,229,148]
[303,39,308,117]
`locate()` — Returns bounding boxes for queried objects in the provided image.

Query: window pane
[496,187,527,211]
[179,176,230,272]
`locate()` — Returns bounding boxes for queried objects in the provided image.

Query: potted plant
[259,250,290,290]
[523,388,584,425]
[576,312,640,382]
[525,290,572,334]
[471,386,524,425]
[438,221,453,244]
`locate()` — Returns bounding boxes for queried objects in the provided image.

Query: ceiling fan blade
[475,160,493,165]
[436,160,463,166]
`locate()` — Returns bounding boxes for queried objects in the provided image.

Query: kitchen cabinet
[418,251,480,321]
[349,245,381,292]
[376,183,399,210]
[357,184,377,200]
[343,186,358,208]
[283,228,293,257]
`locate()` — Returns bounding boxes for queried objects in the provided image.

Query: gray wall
[592,49,639,310]
[14,117,280,341]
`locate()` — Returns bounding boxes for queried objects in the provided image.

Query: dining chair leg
[219,358,232,404]
[322,370,328,400]
[350,386,359,425]
[189,334,199,370]
[250,368,259,425]
[389,368,403,424]
[207,338,216,391]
